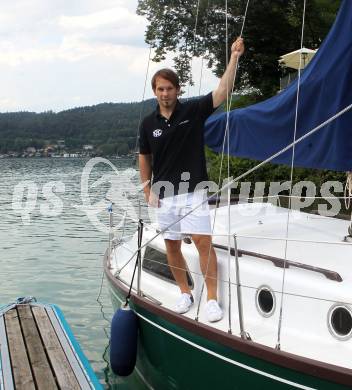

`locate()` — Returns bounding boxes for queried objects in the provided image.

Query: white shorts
[157,190,212,240]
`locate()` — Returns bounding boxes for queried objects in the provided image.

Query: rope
[276,0,307,350]
[123,101,352,286]
[222,2,249,332]
[225,0,232,333]
[131,0,350,332]
[95,270,112,350]
[194,0,250,329]
[187,0,202,99]
[96,271,105,303]
[134,45,153,161]
[183,0,212,321]
[111,208,352,248]
[198,0,211,96]
[112,98,352,318]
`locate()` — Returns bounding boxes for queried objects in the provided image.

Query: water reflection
[0,157,145,389]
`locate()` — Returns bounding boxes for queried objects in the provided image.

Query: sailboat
[104,1,352,389]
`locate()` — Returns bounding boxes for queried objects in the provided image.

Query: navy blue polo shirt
[139,92,216,198]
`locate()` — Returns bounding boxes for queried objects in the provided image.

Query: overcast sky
[0,0,219,113]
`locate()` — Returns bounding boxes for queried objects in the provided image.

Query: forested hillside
[0,99,157,155]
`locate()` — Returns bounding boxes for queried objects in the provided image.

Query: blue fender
[110,305,138,376]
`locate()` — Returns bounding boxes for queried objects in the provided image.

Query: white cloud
[0,39,146,67]
[58,6,146,45]
[60,7,134,30]
[0,1,146,65]
[0,0,219,112]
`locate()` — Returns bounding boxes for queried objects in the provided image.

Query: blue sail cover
[204,0,352,171]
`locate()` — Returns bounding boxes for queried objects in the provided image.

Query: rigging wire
[187,0,202,99]
[226,0,232,334]
[127,0,351,334]
[194,0,250,329]
[115,251,352,307]
[133,45,153,162]
[276,0,307,350]
[174,0,208,322]
[113,214,352,248]
[197,0,211,96]
[121,100,352,272]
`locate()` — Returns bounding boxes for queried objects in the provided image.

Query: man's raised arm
[212,37,245,108]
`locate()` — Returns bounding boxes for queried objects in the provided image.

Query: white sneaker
[206,300,223,322]
[175,293,194,314]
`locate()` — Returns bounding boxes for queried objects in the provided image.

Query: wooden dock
[0,303,99,390]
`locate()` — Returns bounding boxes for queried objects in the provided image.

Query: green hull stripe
[110,289,316,390]
[138,312,316,390]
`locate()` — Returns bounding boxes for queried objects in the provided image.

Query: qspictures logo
[11,158,351,233]
[11,158,144,233]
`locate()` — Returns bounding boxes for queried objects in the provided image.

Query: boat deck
[110,202,352,370]
[0,303,95,390]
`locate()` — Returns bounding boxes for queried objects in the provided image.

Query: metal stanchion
[108,203,113,261]
[137,219,143,296]
[233,234,251,340]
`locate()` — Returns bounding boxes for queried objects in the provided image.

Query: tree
[137,0,340,98]
[0,100,157,154]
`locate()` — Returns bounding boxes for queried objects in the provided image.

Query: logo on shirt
[178,120,190,126]
[153,129,163,137]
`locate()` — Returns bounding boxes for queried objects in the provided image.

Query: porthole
[328,304,352,341]
[255,286,275,317]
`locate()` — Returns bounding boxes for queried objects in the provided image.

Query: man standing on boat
[139,38,244,322]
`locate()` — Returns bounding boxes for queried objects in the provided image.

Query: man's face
[153,77,180,110]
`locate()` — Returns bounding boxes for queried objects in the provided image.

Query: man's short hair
[151,69,180,91]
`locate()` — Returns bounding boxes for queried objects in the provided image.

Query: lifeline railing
[107,195,352,277]
[117,246,352,306]
[106,199,352,341]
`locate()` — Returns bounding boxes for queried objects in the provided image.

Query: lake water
[0,157,147,389]
[2,157,350,389]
